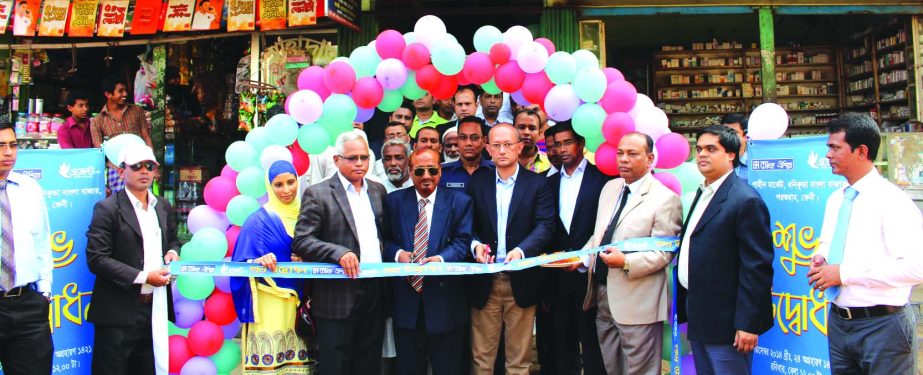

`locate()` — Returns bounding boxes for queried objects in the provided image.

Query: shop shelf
[658,96,743,102]
[879,97,908,105]
[875,43,906,55]
[658,82,745,88]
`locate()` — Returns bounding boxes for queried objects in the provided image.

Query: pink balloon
[599,80,638,113]
[594,142,620,176]
[494,61,525,93]
[463,52,495,85]
[489,43,511,65]
[653,171,682,195]
[219,164,238,181]
[187,321,224,356]
[375,29,406,60]
[203,177,239,212]
[187,205,230,234]
[287,89,324,125]
[655,132,691,169]
[534,38,555,55]
[511,90,531,106]
[602,112,635,145]
[521,72,554,105]
[402,43,431,70]
[376,58,408,90]
[352,77,384,108]
[296,66,331,100]
[169,335,194,373]
[603,67,625,83]
[323,61,356,94]
[225,225,240,257]
[516,42,549,74]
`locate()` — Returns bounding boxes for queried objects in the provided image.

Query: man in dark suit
[539,122,608,374]
[86,145,180,375]
[384,148,473,375]
[467,124,554,375]
[675,125,773,375]
[292,129,389,375]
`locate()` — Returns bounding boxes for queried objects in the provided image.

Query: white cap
[120,145,159,166]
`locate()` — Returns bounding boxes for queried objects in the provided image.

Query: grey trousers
[829,304,917,375]
[595,283,663,375]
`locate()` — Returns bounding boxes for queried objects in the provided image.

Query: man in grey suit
[293,129,389,375]
[582,132,683,375]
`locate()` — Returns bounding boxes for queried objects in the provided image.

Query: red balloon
[204,292,237,325]
[494,62,525,93]
[203,176,239,212]
[431,74,458,100]
[454,72,471,86]
[402,43,431,71]
[534,38,556,56]
[187,320,224,356]
[169,335,194,373]
[521,72,554,105]
[603,67,625,83]
[462,52,495,85]
[289,141,310,176]
[415,64,442,91]
[594,142,620,176]
[375,29,406,60]
[352,77,385,108]
[600,80,638,113]
[225,225,240,257]
[489,43,511,65]
[602,112,636,145]
[322,61,357,94]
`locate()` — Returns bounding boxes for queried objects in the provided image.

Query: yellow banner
[0,0,13,32]
[259,0,285,31]
[68,0,98,36]
[38,0,68,37]
[96,0,127,37]
[227,0,255,31]
[287,0,315,27]
[163,0,195,32]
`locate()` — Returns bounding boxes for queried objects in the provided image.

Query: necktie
[408,198,429,293]
[595,186,630,284]
[824,187,858,301]
[0,180,15,291]
[679,187,704,239]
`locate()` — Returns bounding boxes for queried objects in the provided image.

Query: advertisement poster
[37,0,67,36]
[12,0,40,36]
[95,0,127,37]
[258,0,285,31]
[226,0,255,31]
[287,0,315,27]
[190,0,222,30]
[129,0,162,34]
[162,0,195,32]
[67,0,97,36]
[0,0,13,32]
[323,0,357,30]
[0,149,105,375]
[749,136,841,375]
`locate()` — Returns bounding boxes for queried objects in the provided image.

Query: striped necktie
[408,198,430,293]
[0,180,16,291]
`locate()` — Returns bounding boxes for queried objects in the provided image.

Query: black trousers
[92,301,155,375]
[538,271,605,375]
[394,301,465,375]
[0,287,53,375]
[316,280,385,375]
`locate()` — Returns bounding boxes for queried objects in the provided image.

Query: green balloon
[481,78,501,95]
[176,274,215,301]
[573,68,607,103]
[226,195,261,226]
[188,227,228,261]
[319,118,354,145]
[265,114,299,146]
[236,167,266,198]
[297,123,331,154]
[225,141,258,172]
[378,89,404,112]
[245,127,272,154]
[585,129,605,152]
[431,43,465,76]
[473,25,503,53]
[572,103,607,139]
[168,321,189,336]
[401,71,427,100]
[321,94,358,126]
[545,51,577,85]
[349,46,380,78]
[657,162,703,196]
[210,340,242,373]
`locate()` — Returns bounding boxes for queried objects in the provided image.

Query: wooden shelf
[882,116,910,122]
[845,103,877,110]
[777,94,839,98]
[844,53,871,64]
[880,97,909,105]
[847,71,874,80]
[659,97,743,102]
[878,81,908,91]
[877,62,907,72]
[665,111,742,116]
[847,87,876,95]
[876,43,906,55]
[784,108,840,113]
[657,66,745,72]
[658,82,744,88]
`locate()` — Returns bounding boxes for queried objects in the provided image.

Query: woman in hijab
[231,160,314,373]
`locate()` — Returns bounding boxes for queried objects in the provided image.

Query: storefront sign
[0,0,13,32]
[96,0,127,37]
[322,0,357,31]
[162,0,195,32]
[261,36,336,90]
[287,0,316,27]
[259,0,286,30]
[68,0,97,36]
[12,0,40,36]
[130,0,162,35]
[191,0,222,30]
[37,0,68,36]
[226,0,255,31]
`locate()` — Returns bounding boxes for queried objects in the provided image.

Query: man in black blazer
[292,129,389,375]
[86,145,180,375]
[539,122,609,374]
[675,125,773,375]
[384,148,473,375]
[467,124,554,375]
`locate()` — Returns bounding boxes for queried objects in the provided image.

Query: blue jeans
[690,340,753,375]
[828,305,916,375]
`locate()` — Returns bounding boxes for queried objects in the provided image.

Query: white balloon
[573,49,600,71]
[331,56,351,65]
[403,32,417,44]
[633,106,670,141]
[516,41,549,74]
[414,15,447,50]
[367,40,376,49]
[543,84,581,122]
[376,58,409,90]
[260,145,294,170]
[473,25,503,53]
[748,103,789,140]
[628,94,656,118]
[503,25,533,59]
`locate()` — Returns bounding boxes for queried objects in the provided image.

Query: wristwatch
[622,257,630,273]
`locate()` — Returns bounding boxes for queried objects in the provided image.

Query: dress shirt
[580,173,647,270]
[337,173,382,264]
[383,177,414,194]
[410,113,450,138]
[678,170,733,289]
[1,172,51,293]
[395,189,444,263]
[439,159,494,191]
[546,165,559,177]
[735,150,749,183]
[559,158,588,234]
[470,167,524,261]
[56,116,93,149]
[127,190,164,294]
[817,169,923,307]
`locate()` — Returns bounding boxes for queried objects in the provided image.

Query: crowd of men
[0,82,920,375]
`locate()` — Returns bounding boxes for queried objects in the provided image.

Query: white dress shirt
[127,190,164,294]
[395,189,445,262]
[678,170,733,289]
[471,166,525,261]
[559,158,588,234]
[383,176,414,194]
[2,172,52,293]
[580,173,648,270]
[817,169,923,307]
[338,173,382,264]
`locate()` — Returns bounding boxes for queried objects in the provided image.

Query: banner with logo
[0,0,13,32]
[37,0,68,36]
[287,0,315,27]
[129,0,162,34]
[258,0,285,30]
[12,0,40,36]
[162,0,195,32]
[749,136,843,375]
[96,0,127,37]
[190,0,221,30]
[0,149,105,375]
[226,0,255,31]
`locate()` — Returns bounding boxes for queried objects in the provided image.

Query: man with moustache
[439,116,493,193]
[375,122,411,183]
[384,148,473,375]
[442,127,460,163]
[478,92,511,127]
[544,131,561,176]
[390,104,415,131]
[410,94,449,138]
[437,86,488,136]
[514,109,550,173]
[414,127,442,155]
[380,139,413,193]
[92,75,154,196]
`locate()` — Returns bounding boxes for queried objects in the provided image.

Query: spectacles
[488,142,520,151]
[552,139,576,149]
[457,134,482,142]
[0,142,18,151]
[413,167,439,177]
[122,161,157,171]
[338,155,370,163]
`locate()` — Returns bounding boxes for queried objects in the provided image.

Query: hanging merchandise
[258,0,286,31]
[130,0,162,35]
[0,0,13,31]
[191,0,222,30]
[135,53,158,110]
[287,0,316,27]
[163,0,195,32]
[37,0,68,37]
[68,0,98,37]
[12,0,39,36]
[234,54,250,94]
[237,80,283,131]
[226,0,255,31]
[97,0,128,37]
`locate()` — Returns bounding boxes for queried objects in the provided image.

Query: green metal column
[540,8,578,53]
[758,7,777,103]
[336,12,378,58]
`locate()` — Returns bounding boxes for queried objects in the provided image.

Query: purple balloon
[355,106,375,123]
[221,319,241,340]
[543,84,580,122]
[180,356,217,375]
[187,205,230,234]
[511,90,531,106]
[376,58,409,90]
[174,299,205,329]
[257,195,269,205]
[680,354,697,375]
[172,282,188,304]
[214,276,231,294]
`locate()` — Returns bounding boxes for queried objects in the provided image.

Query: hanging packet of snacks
[238,92,256,131]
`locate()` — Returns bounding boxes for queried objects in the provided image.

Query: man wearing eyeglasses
[467,124,554,375]
[86,145,180,375]
[439,116,494,193]
[382,148,473,375]
[0,120,53,375]
[293,129,389,375]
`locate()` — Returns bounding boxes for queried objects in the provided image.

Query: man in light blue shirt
[721,113,749,183]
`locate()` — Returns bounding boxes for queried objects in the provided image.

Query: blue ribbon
[170,236,680,279]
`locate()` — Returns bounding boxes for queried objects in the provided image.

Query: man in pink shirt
[57,90,93,149]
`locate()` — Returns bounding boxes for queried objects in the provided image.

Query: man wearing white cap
[86,145,180,375]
